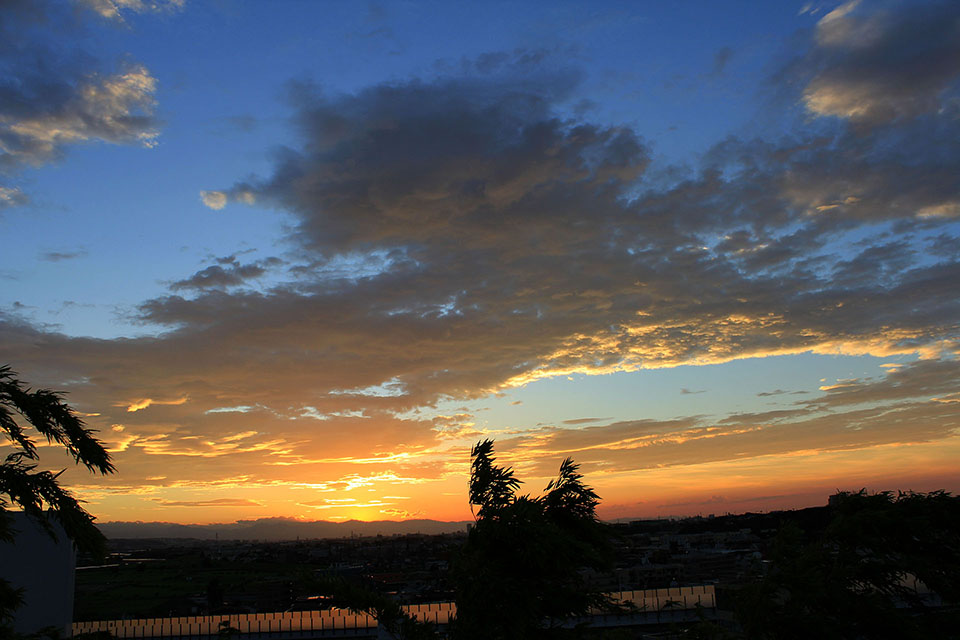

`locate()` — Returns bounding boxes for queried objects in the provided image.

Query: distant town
[78,507,807,621]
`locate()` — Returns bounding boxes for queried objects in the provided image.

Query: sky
[1,0,959,525]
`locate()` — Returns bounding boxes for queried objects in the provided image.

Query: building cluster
[75,515,772,621]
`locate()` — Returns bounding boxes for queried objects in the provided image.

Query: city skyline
[1,0,959,525]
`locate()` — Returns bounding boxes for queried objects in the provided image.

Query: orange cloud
[123,396,188,412]
[152,498,264,508]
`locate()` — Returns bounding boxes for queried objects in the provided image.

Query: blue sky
[1,0,959,523]
[2,2,822,338]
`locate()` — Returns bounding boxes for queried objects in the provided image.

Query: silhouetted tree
[452,439,616,639]
[736,490,960,639]
[0,365,115,623]
[206,577,224,612]
[310,575,438,640]
[217,620,240,639]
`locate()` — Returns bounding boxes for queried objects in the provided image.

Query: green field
[75,552,319,621]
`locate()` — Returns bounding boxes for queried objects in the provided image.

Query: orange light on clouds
[593,436,960,520]
[122,396,189,413]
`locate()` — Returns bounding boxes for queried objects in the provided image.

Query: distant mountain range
[97,517,471,541]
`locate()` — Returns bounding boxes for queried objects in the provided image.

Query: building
[0,511,76,636]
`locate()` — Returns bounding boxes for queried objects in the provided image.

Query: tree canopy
[0,365,115,622]
[736,489,960,639]
[452,439,615,639]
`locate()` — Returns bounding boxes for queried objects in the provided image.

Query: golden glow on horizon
[0,341,942,527]
[26,348,952,526]
[55,431,960,525]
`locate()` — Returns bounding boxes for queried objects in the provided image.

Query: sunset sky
[2,0,959,525]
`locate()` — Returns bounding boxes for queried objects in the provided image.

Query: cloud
[710,47,734,76]
[199,188,255,209]
[378,508,423,519]
[806,358,960,408]
[757,389,807,397]
[798,0,960,125]
[77,0,185,22]
[0,0,161,186]
[199,190,228,210]
[41,249,87,262]
[299,499,394,510]
[225,115,258,132]
[123,396,188,412]
[490,373,960,479]
[169,256,280,290]
[151,498,263,508]
[7,51,959,414]
[269,76,639,255]
[0,186,28,210]
[0,65,158,168]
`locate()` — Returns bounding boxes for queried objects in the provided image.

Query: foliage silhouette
[452,439,617,639]
[310,575,438,640]
[0,365,115,625]
[736,489,960,639]
[217,620,240,639]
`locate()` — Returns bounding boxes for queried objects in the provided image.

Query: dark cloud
[40,249,87,262]
[791,0,960,126]
[830,240,915,287]
[757,389,808,397]
[717,408,812,426]
[0,0,159,179]
[169,256,281,291]
[251,68,638,255]
[225,115,258,133]
[808,359,960,408]
[181,50,959,400]
[12,41,958,429]
[170,265,264,290]
[710,46,734,77]
[926,233,960,258]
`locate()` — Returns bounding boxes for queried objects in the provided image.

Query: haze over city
[1,0,959,527]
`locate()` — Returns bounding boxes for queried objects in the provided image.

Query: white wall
[0,512,76,637]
